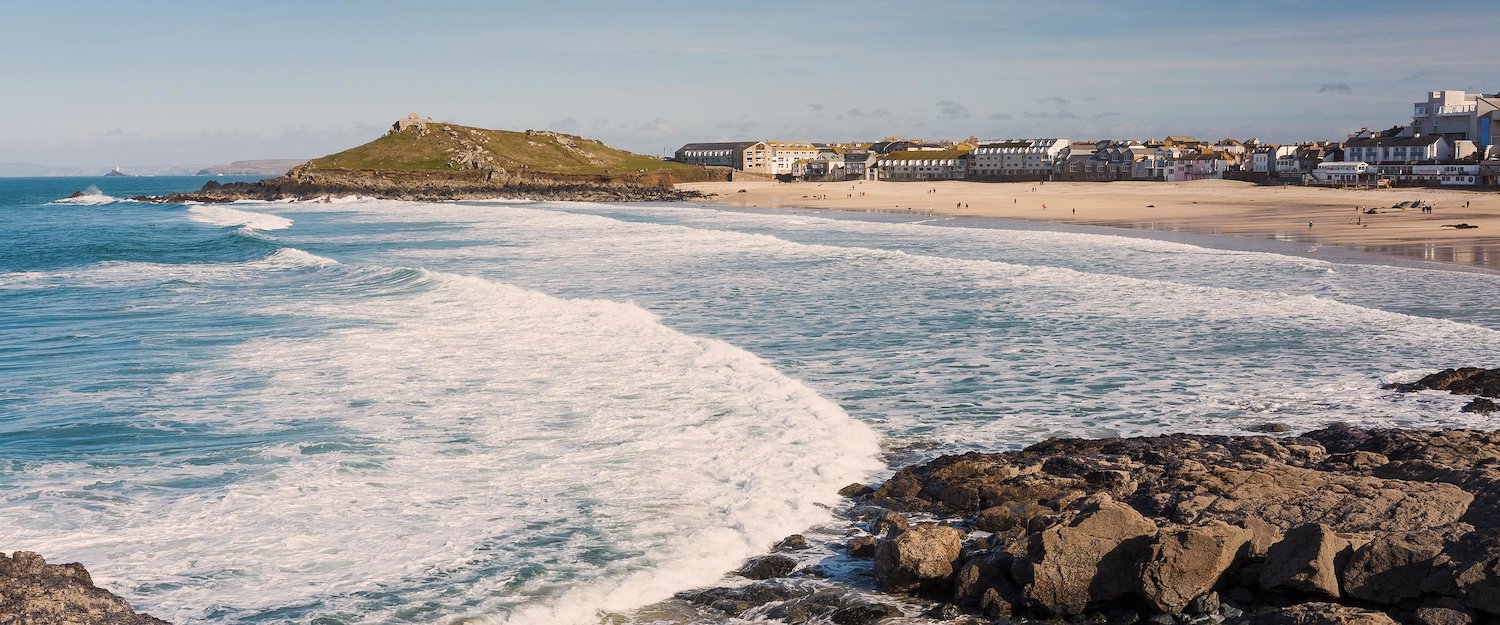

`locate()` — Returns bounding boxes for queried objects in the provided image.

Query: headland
[149,114,721,204]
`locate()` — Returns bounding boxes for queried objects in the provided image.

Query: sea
[2,176,1497,624]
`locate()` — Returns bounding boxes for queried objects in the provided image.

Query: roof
[880,149,969,161]
[677,141,762,151]
[1344,135,1444,148]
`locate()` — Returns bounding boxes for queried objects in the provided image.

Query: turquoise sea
[2,176,1497,624]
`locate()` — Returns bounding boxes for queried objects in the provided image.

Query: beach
[680,179,1500,268]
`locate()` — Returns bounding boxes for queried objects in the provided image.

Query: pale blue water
[2,178,1498,624]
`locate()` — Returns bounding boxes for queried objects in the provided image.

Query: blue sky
[2,0,1498,166]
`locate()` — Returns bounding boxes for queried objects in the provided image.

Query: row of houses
[672,88,1500,186]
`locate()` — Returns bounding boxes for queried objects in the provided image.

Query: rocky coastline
[11,369,1500,624]
[669,367,1500,625]
[676,423,1500,625]
[140,165,704,204]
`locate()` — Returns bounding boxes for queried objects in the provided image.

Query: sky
[2,0,1498,168]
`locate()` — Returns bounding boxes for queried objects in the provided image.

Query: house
[1164,152,1231,181]
[1342,135,1451,164]
[875,149,969,181]
[767,142,820,175]
[969,138,1070,180]
[674,141,770,172]
[1309,162,1370,185]
[1250,145,1296,174]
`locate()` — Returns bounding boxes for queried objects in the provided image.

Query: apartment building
[673,141,769,172]
[969,138,1070,180]
[875,149,969,180]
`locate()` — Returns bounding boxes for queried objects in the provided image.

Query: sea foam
[0,251,881,624]
[187,204,293,231]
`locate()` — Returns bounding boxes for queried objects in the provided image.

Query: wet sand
[678,179,1500,268]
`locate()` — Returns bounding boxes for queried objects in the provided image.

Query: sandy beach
[679,179,1500,268]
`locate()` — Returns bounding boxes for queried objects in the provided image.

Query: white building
[1250,145,1296,173]
[767,142,820,175]
[1343,135,1450,163]
[1411,90,1500,151]
[1309,162,1369,184]
[969,138,1070,179]
[876,150,969,181]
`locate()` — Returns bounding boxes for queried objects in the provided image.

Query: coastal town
[672,89,1500,188]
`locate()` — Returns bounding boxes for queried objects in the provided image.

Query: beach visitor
[1308,221,1313,228]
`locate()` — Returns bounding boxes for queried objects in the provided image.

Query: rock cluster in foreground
[682,425,1500,625]
[0,551,168,624]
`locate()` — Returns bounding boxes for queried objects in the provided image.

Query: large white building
[767,142,820,175]
[969,138,1070,179]
[1411,90,1500,153]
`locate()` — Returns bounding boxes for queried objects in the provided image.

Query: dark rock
[738,554,798,580]
[1251,423,1290,433]
[839,483,875,498]
[1460,398,1497,414]
[1412,606,1473,625]
[1384,368,1500,397]
[1227,602,1398,625]
[873,523,964,593]
[828,600,903,625]
[0,551,169,625]
[1259,523,1355,599]
[773,534,811,552]
[675,582,795,616]
[868,509,909,537]
[847,535,878,558]
[923,602,963,620]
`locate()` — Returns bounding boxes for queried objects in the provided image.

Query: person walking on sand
[1308,221,1313,229]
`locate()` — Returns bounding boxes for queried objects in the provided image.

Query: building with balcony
[875,149,969,181]
[1342,135,1450,164]
[767,142,820,175]
[969,138,1070,180]
[1410,90,1500,151]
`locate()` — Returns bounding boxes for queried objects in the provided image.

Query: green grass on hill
[309,123,711,181]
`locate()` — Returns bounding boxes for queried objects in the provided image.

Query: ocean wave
[0,259,881,624]
[49,186,135,205]
[187,205,293,231]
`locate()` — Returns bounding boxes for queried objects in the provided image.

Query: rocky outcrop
[668,423,1500,625]
[1384,367,1500,397]
[0,551,168,624]
[147,166,705,204]
[851,426,1500,624]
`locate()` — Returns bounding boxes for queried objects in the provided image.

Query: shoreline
[678,179,1500,270]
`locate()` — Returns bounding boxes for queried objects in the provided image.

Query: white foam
[49,188,133,205]
[0,261,880,624]
[187,204,293,231]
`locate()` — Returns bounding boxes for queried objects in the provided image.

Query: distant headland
[149,113,725,203]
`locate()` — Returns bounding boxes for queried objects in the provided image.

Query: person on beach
[1308,221,1313,228]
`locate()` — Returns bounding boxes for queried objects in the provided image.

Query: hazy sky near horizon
[3,0,1499,167]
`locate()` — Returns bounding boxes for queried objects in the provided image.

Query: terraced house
[875,149,970,180]
[969,138,1070,180]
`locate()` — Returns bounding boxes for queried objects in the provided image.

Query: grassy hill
[307,120,717,184]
